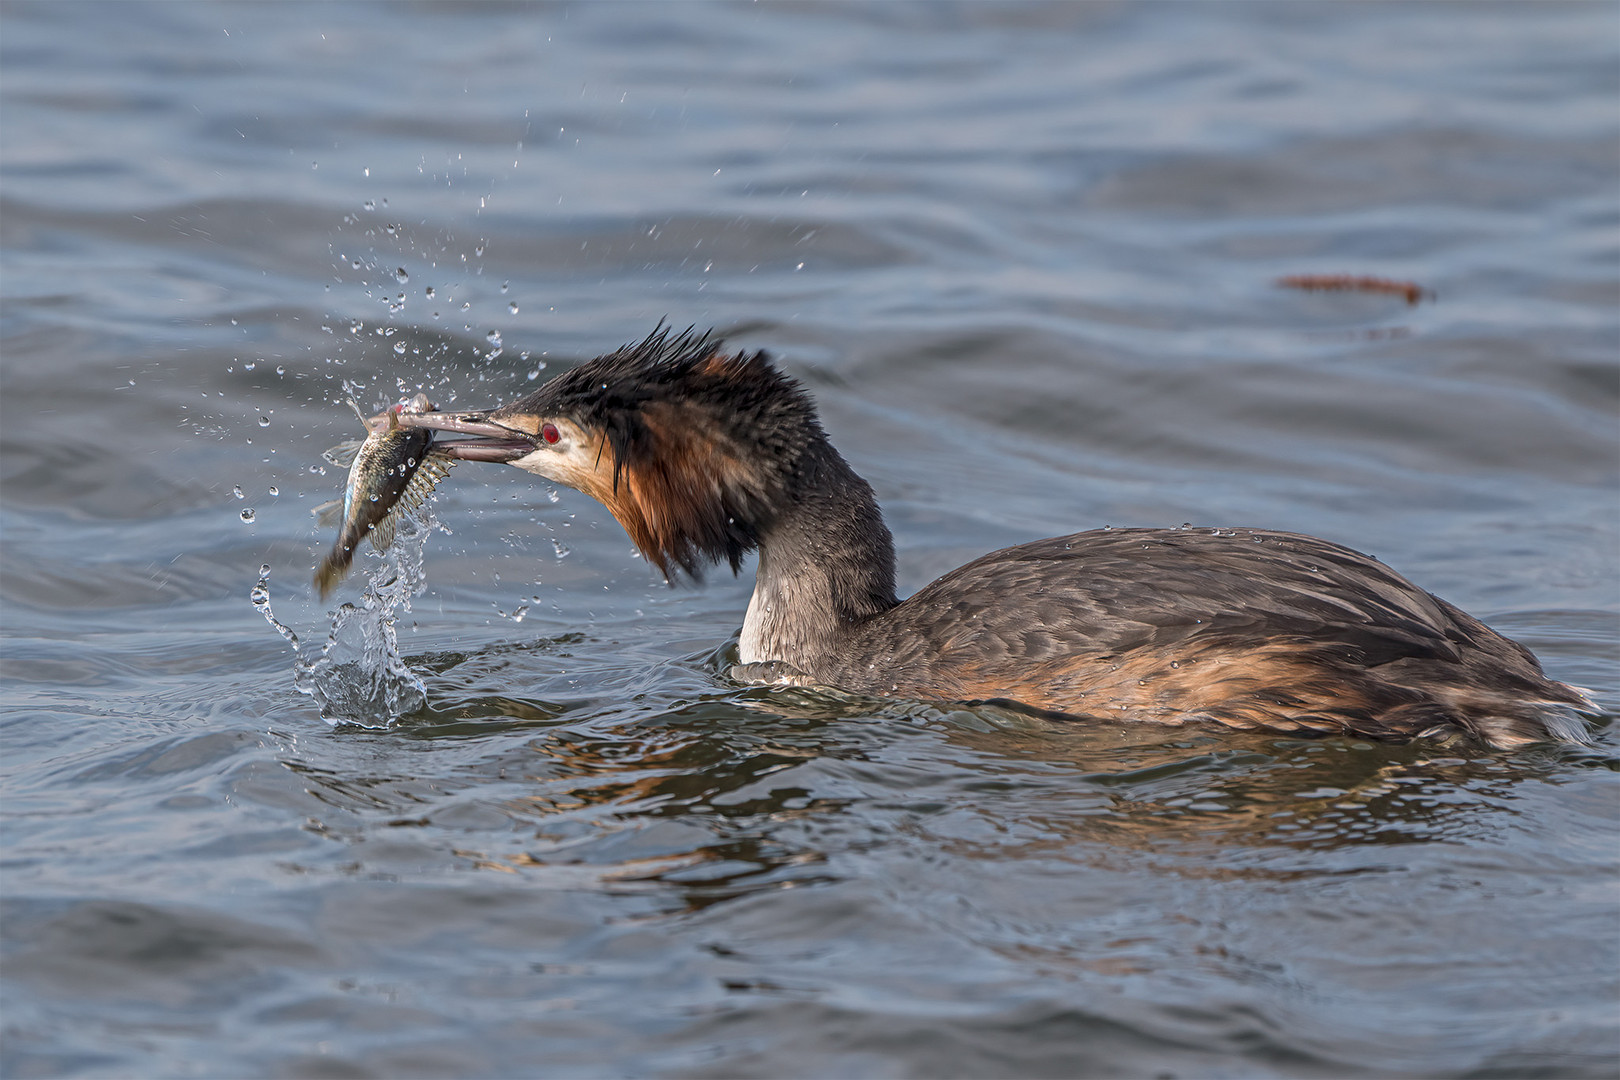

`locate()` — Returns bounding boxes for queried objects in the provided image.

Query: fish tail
[314,553,346,601]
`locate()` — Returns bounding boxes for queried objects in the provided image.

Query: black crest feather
[494,325,827,579]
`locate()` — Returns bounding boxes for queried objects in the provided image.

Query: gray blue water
[3,3,1617,1076]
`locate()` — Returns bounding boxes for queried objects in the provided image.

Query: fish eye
[541,423,561,445]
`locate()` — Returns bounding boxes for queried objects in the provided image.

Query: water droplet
[494,602,530,623]
[258,416,270,427]
[275,365,286,375]
[239,508,256,522]
[500,281,509,294]
[394,342,406,354]
[424,286,435,299]
[244,361,255,371]
[475,240,486,256]
[509,302,519,315]
[394,267,409,283]
[486,330,502,346]
[551,539,570,559]
[252,567,300,651]
[268,486,279,496]
[232,485,245,499]
[363,199,375,211]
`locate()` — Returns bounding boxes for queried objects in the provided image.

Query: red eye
[541,423,561,445]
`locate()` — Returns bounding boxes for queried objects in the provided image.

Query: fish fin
[369,514,397,553]
[400,454,455,509]
[322,439,365,469]
[367,454,455,552]
[311,499,344,528]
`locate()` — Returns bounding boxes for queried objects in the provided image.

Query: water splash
[251,564,301,652]
[292,509,436,728]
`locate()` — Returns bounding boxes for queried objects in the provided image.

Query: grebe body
[392,328,1592,749]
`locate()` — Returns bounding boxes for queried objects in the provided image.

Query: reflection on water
[275,685,1615,910]
[2,1,1616,1077]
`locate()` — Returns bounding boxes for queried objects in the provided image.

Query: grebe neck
[739,446,897,670]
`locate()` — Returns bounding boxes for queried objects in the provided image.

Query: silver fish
[313,393,453,599]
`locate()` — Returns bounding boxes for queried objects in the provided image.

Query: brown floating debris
[1276,274,1431,305]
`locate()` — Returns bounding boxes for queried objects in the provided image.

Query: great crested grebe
[383,326,1592,749]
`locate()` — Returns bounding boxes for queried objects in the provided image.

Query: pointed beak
[370,407,536,464]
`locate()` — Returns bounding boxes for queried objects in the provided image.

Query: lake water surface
[3,3,1617,1077]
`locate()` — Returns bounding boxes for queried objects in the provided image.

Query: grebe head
[394,326,828,579]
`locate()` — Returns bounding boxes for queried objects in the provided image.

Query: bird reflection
[282,686,1596,912]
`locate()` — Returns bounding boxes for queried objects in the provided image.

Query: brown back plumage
[825,528,1593,748]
